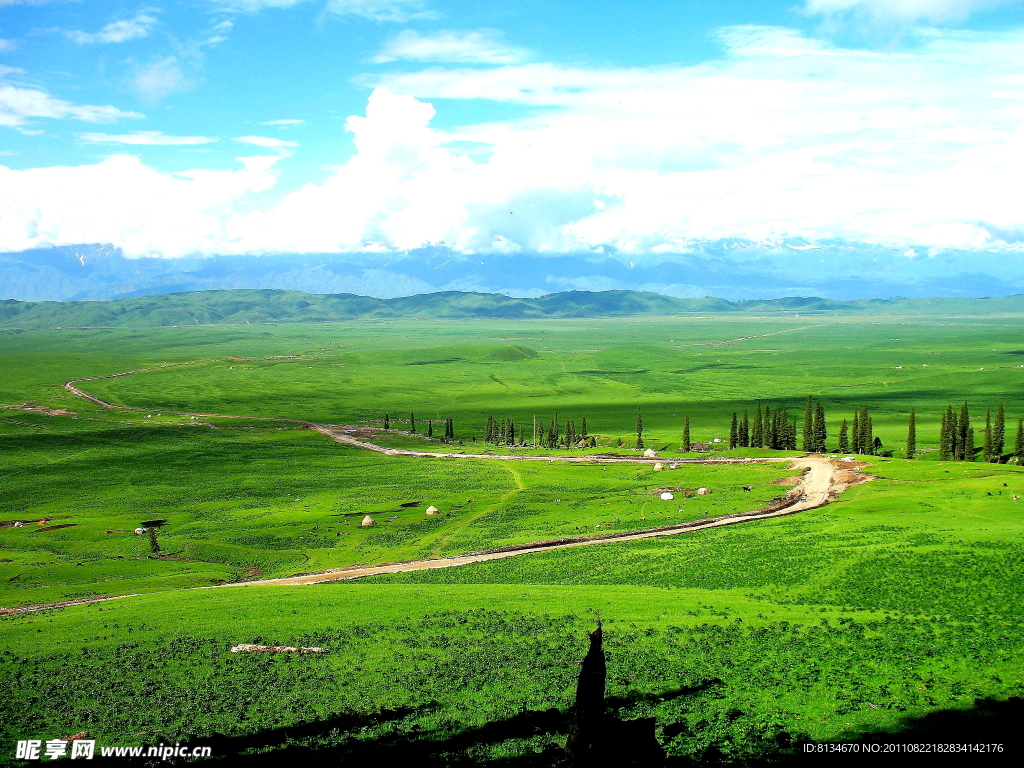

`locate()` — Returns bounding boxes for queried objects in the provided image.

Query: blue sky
[3,0,1024,268]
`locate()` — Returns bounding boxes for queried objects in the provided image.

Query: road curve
[222,457,838,588]
[0,362,861,611]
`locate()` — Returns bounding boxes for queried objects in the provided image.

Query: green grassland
[1,311,1023,764]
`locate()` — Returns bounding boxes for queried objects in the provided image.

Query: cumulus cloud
[79,131,217,145]
[0,155,280,257]
[7,26,1024,258]
[803,0,1022,24]
[0,68,142,129]
[67,12,160,44]
[234,135,298,148]
[373,29,530,64]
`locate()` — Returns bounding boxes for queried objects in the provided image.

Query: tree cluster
[730,403,797,450]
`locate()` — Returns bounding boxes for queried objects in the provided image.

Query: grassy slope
[2,459,1022,763]
[2,316,1024,764]
[69,315,1024,454]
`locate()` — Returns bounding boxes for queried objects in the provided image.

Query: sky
[3,0,1024,284]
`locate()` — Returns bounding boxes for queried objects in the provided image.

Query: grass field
[2,313,1023,765]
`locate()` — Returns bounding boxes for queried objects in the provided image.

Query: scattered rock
[229,644,326,654]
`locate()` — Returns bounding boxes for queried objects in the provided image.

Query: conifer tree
[851,411,860,454]
[485,415,495,443]
[427,420,433,438]
[409,412,416,433]
[941,405,957,461]
[682,414,691,452]
[445,418,454,441]
[993,403,1005,462]
[864,409,874,455]
[983,410,992,463]
[813,402,827,453]
[838,419,849,452]
[763,404,775,449]
[1016,418,1024,464]
[740,410,750,447]
[635,407,644,450]
[803,395,814,452]
[550,412,560,449]
[581,418,588,440]
[752,403,763,448]
[384,413,390,430]
[906,409,916,459]
[730,413,738,449]
[958,402,972,461]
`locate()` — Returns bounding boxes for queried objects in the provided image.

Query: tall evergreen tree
[739,410,750,448]
[581,418,589,440]
[409,412,416,433]
[993,403,1005,462]
[803,395,814,452]
[682,414,691,452]
[763,404,775,449]
[813,402,827,453]
[838,419,849,453]
[427,420,433,438]
[865,410,874,455]
[635,407,644,450]
[983,410,992,463]
[1016,418,1024,464]
[958,402,972,461]
[550,412,560,450]
[852,411,862,454]
[752,403,763,448]
[383,413,390,430]
[485,415,495,443]
[730,413,738,449]
[906,409,916,459]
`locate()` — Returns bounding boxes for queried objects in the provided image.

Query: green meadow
[1,311,1023,764]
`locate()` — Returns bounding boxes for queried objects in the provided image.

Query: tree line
[932,402,1023,463]
[381,413,455,442]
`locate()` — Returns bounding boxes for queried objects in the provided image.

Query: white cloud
[0,68,142,129]
[325,0,431,21]
[206,0,429,21]
[803,0,1022,24]
[260,118,303,126]
[79,131,217,145]
[373,29,530,64]
[0,38,16,51]
[234,135,298,147]
[8,26,1024,257]
[130,56,192,102]
[0,155,279,257]
[67,12,159,44]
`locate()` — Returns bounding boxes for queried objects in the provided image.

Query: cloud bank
[5,25,1024,260]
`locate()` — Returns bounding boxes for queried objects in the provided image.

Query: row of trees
[932,402,1023,463]
[483,413,596,449]
[382,413,455,442]
[725,403,799,451]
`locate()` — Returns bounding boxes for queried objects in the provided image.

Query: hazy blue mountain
[2,288,1023,329]
[1,242,1022,303]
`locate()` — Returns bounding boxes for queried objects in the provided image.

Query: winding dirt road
[0,361,865,611]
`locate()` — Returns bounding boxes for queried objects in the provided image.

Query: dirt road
[0,363,861,611]
[224,456,839,588]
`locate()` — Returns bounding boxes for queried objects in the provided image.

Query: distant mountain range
[2,289,1023,329]
[2,242,1023,303]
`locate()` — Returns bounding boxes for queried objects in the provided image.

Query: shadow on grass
[138,695,1023,768]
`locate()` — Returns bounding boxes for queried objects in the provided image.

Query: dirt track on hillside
[0,364,865,613]
[223,456,842,588]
